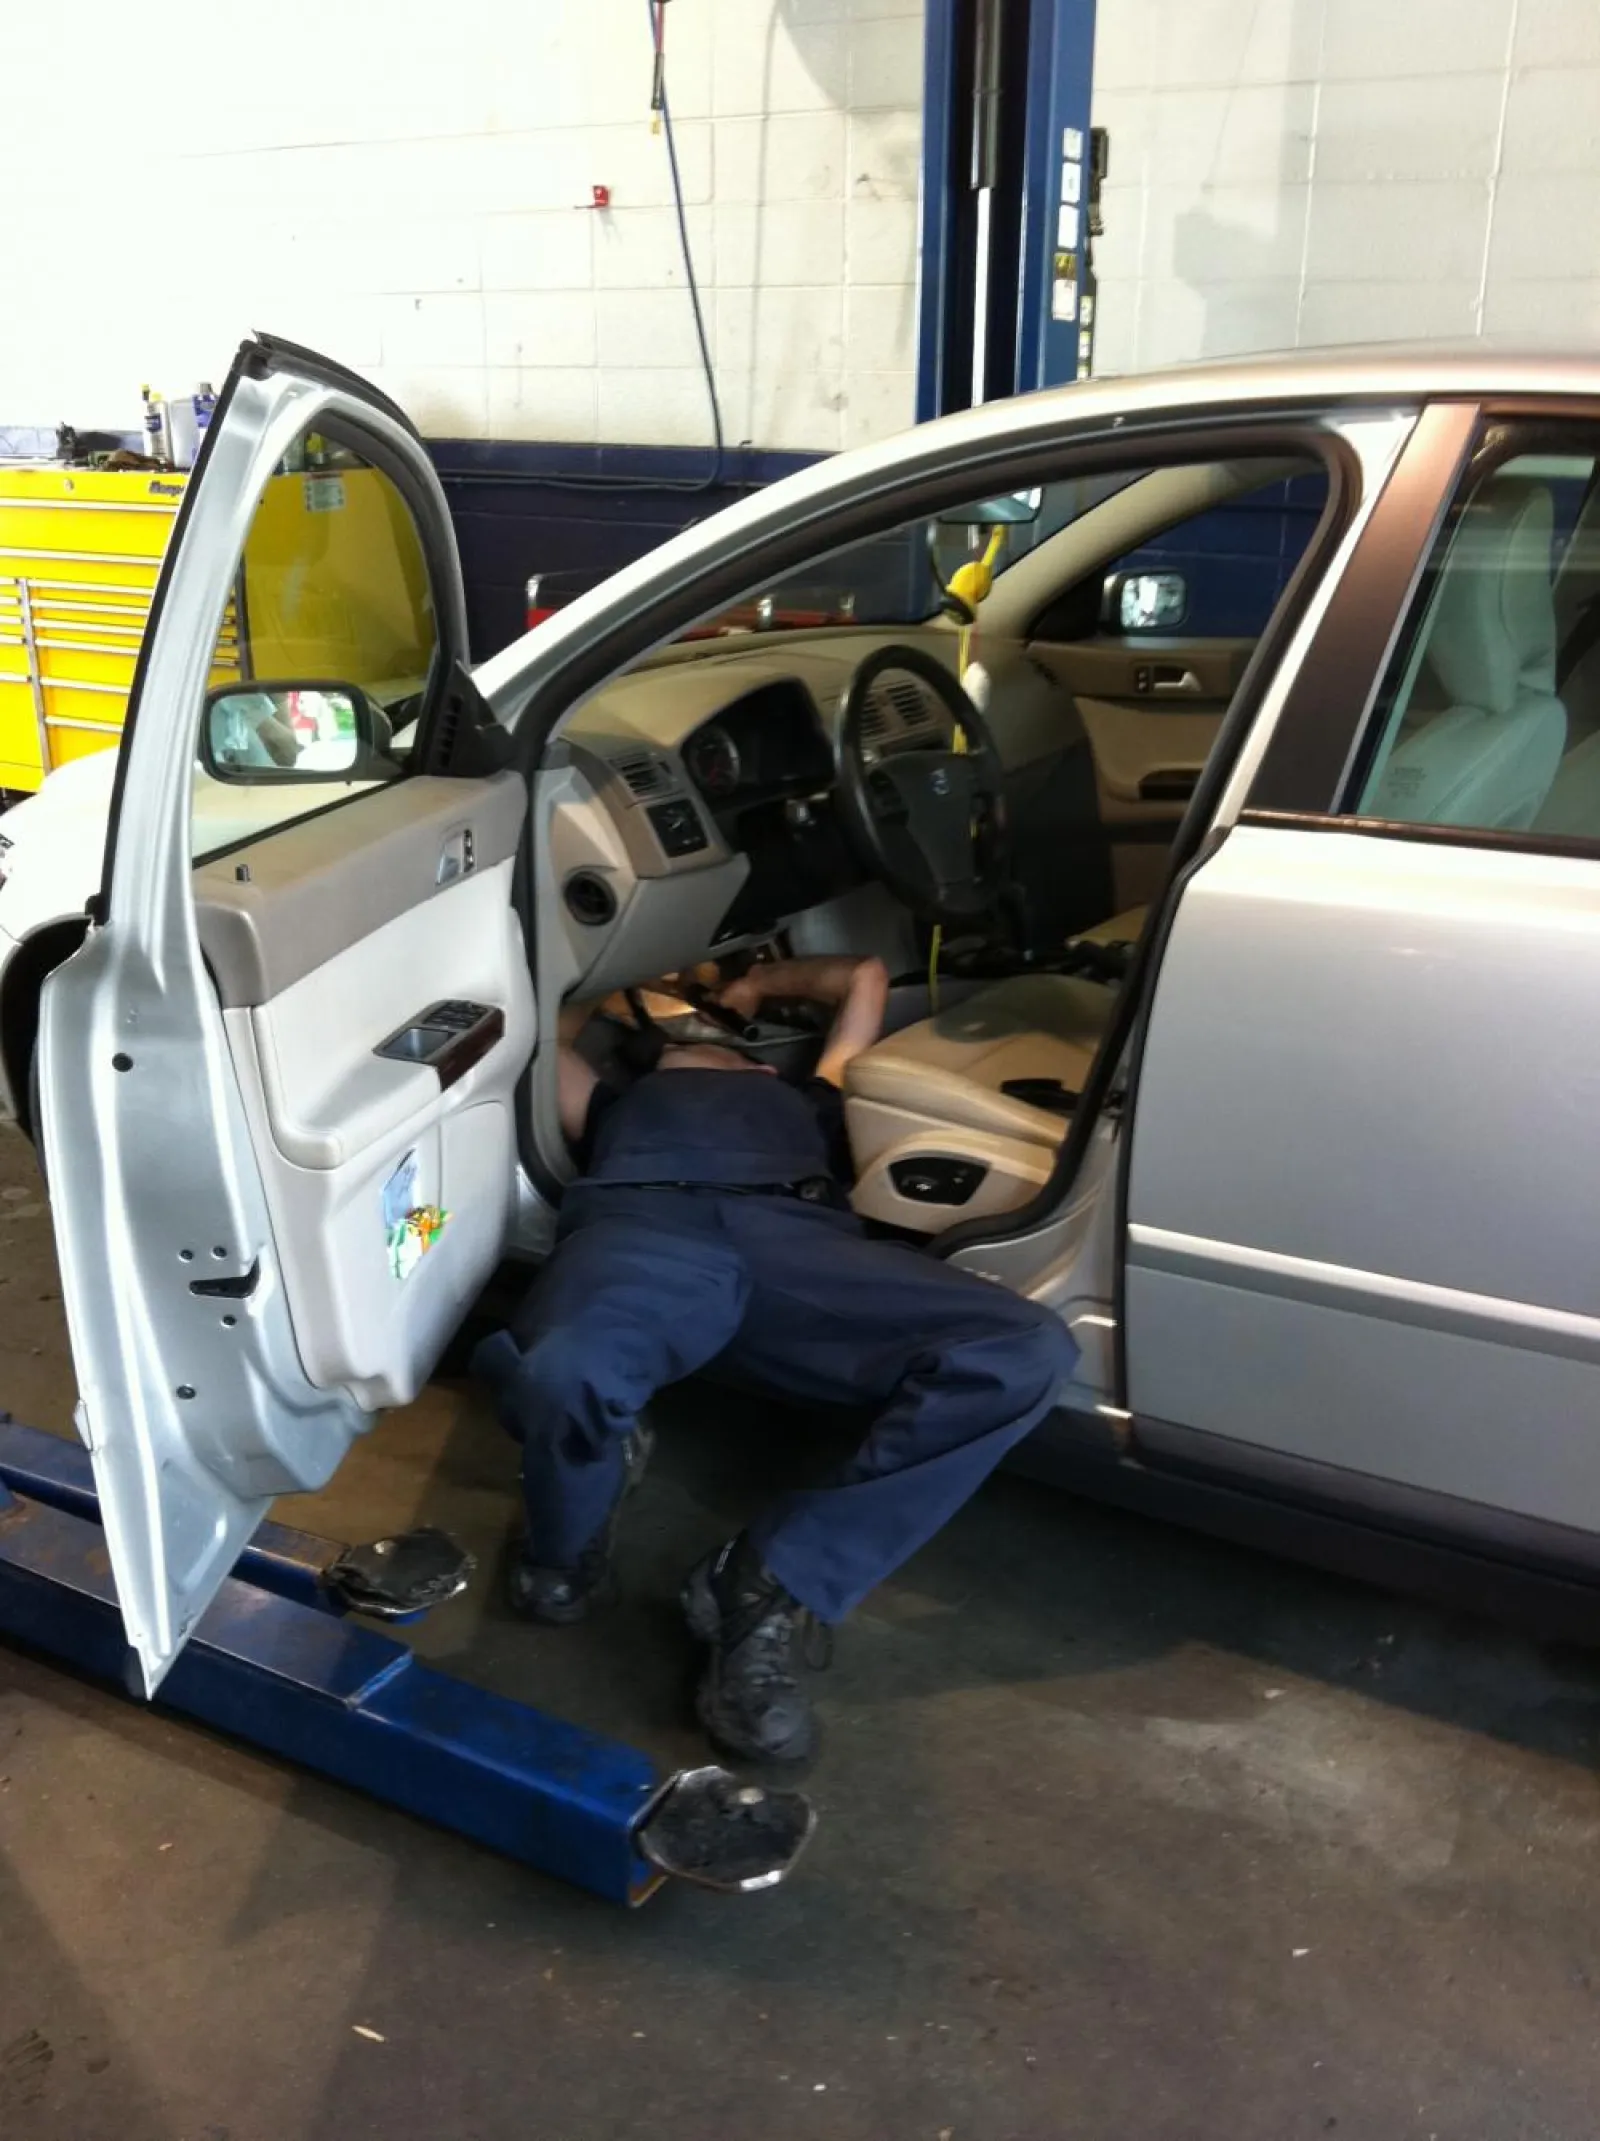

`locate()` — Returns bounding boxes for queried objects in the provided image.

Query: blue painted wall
[426,440,819,661]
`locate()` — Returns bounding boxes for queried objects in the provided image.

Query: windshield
[677,471,1143,639]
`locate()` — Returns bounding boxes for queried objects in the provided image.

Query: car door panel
[231,874,532,1406]
[193,772,525,1004]
[200,777,533,1409]
[1124,822,1600,1538]
[1071,701,1229,813]
[1031,639,1256,705]
[1028,639,1251,913]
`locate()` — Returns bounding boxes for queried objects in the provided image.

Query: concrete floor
[5,1126,1600,2139]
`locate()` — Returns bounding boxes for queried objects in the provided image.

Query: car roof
[939,342,1600,440]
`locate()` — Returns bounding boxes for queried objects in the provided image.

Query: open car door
[38,335,535,1693]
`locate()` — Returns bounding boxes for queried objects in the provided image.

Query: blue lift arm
[0,1419,814,1905]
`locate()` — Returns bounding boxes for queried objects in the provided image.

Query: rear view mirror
[1105,570,1188,633]
[202,681,390,782]
[938,488,1042,528]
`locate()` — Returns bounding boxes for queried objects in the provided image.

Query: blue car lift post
[0,1418,813,1903]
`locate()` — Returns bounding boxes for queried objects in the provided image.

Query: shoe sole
[681,1563,818,1766]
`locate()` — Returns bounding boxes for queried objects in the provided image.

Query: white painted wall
[1,0,924,452]
[1089,0,1600,374]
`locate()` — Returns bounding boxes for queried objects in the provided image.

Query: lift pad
[0,1421,815,1904]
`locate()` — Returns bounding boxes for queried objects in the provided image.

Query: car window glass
[190,429,435,860]
[1352,446,1600,839]
[1099,470,1328,639]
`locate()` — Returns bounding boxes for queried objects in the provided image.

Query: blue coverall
[472,1066,1077,1623]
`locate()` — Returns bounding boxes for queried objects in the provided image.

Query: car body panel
[1126,822,1600,1533]
[34,341,497,1693]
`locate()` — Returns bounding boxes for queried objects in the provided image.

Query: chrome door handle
[437,828,475,885]
[1151,669,1202,696]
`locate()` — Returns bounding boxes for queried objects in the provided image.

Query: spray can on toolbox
[139,384,168,464]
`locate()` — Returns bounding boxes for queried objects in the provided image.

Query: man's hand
[722,955,890,1087]
[720,955,878,1020]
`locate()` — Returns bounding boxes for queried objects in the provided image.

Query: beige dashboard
[545,626,958,999]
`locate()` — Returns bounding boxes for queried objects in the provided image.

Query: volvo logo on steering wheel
[929,766,951,796]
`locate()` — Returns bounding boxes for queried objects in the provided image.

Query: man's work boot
[681,1533,828,1764]
[507,1421,655,1626]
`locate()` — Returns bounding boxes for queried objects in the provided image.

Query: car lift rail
[0,1418,814,1904]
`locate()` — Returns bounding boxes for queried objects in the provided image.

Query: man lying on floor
[471,955,1076,1764]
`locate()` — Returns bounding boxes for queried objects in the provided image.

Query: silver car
[12,334,1600,1692]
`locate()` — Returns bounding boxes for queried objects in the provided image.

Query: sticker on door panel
[382,1150,448,1280]
[389,1204,448,1282]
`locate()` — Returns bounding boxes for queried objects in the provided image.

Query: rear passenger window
[190,425,435,859]
[1353,445,1600,839]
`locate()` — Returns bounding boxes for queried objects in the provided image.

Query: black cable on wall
[437,2,728,498]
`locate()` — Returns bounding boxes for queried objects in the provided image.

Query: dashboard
[543,625,1078,1003]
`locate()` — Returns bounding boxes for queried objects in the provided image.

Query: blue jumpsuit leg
[720,1200,1079,1622]
[471,1191,750,1566]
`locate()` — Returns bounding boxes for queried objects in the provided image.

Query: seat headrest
[1425,477,1557,717]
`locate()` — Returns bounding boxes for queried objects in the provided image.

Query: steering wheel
[834,644,1010,924]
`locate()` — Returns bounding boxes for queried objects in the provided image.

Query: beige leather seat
[1368,477,1567,833]
[845,905,1146,1231]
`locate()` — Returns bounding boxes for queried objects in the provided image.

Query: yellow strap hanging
[929,527,1006,1013]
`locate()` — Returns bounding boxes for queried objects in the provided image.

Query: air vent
[432,702,462,769]
[883,676,938,731]
[860,697,893,743]
[864,676,939,740]
[611,748,674,800]
[564,870,619,927]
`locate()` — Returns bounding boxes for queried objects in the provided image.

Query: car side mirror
[1104,570,1188,633]
[201,681,393,783]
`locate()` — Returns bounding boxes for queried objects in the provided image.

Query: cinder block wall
[1,0,924,454]
[1089,0,1600,372]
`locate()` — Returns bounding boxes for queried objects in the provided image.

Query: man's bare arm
[718,954,877,1017]
[814,957,891,1085]
[556,999,602,1145]
[721,955,890,1086]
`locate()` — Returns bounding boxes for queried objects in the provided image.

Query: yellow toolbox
[0,459,431,796]
[0,467,230,795]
